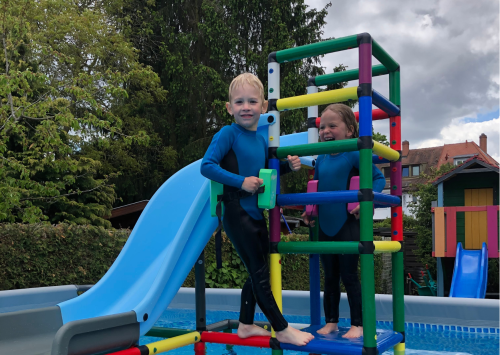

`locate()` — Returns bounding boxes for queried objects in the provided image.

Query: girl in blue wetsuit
[201,73,314,346]
[302,104,385,339]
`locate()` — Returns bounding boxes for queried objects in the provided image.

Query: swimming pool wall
[170,288,499,329]
[1,285,498,331]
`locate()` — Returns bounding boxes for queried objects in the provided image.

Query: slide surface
[449,242,488,298]
[58,118,313,335]
[58,159,218,334]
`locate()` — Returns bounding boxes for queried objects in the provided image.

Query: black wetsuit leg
[222,199,288,331]
[319,214,363,326]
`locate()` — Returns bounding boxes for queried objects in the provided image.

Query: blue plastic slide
[449,242,488,298]
[58,159,218,334]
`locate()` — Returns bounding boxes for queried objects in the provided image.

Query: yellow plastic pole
[276,87,358,111]
[144,332,201,354]
[372,141,400,162]
[394,342,406,355]
[373,241,401,253]
[269,253,282,337]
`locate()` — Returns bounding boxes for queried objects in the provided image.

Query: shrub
[183,233,386,294]
[1,224,387,295]
[0,223,128,290]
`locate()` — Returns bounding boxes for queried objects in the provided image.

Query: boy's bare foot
[237,323,272,338]
[342,325,363,338]
[276,326,314,346]
[316,323,339,335]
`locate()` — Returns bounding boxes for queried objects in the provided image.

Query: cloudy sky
[303,0,499,162]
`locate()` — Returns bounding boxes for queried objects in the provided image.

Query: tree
[82,0,334,205]
[373,129,389,146]
[0,0,166,225]
[407,164,454,275]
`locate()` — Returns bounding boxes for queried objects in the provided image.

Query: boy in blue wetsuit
[302,104,385,339]
[201,73,314,346]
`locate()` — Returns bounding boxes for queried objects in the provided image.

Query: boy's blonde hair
[321,104,359,138]
[228,73,265,103]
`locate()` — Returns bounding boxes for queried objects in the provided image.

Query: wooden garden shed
[431,156,499,296]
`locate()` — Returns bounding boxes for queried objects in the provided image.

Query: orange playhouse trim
[434,208,446,257]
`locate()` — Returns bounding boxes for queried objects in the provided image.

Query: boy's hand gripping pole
[210,169,276,269]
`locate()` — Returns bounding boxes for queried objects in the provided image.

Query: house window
[383,167,391,178]
[453,154,474,166]
[412,165,420,176]
[402,166,409,177]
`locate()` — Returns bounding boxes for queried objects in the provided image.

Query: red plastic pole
[390,114,402,242]
[200,332,271,348]
[106,347,142,355]
[194,342,206,354]
[391,206,403,242]
[355,108,390,121]
[315,109,390,127]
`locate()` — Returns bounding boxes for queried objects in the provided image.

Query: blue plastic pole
[277,191,359,206]
[373,192,401,206]
[372,89,400,117]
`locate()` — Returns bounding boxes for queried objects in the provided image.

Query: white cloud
[304,0,499,157]
[416,117,500,162]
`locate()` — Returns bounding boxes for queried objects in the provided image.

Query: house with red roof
[374,133,498,221]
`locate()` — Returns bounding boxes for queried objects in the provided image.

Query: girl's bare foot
[342,325,363,338]
[316,323,339,335]
[237,323,272,338]
[276,326,314,346]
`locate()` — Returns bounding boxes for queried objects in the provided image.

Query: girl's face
[319,110,354,142]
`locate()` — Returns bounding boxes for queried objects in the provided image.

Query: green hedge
[0,223,128,290]
[1,224,385,294]
[182,233,386,294]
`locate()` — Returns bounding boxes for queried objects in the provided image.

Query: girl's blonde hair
[321,104,359,138]
[228,73,265,103]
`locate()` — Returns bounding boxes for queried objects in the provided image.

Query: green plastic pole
[145,327,194,338]
[392,251,405,331]
[223,328,234,351]
[372,40,400,71]
[360,252,377,346]
[359,222,377,347]
[276,138,358,158]
[359,149,373,190]
[389,70,401,106]
[278,241,360,254]
[359,144,377,347]
[315,64,388,86]
[390,67,405,353]
[275,35,358,63]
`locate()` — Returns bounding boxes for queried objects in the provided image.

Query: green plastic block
[258,169,277,209]
[210,180,224,217]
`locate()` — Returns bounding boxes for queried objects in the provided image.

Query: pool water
[139,309,499,355]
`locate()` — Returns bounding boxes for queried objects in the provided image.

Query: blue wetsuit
[201,123,290,331]
[314,151,385,326]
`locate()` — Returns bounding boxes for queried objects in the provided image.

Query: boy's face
[226,83,268,131]
[319,110,353,142]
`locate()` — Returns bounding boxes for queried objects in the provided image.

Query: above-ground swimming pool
[139,308,499,355]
